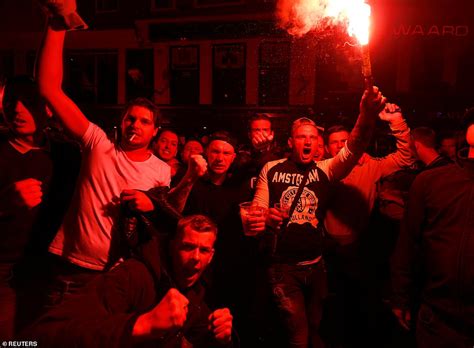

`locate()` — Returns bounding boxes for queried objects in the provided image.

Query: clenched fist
[208,308,233,344]
[133,288,189,340]
[10,178,44,209]
[185,154,207,181]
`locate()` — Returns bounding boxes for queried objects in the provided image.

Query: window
[314,37,363,105]
[126,49,154,101]
[170,46,199,105]
[64,51,118,104]
[259,42,290,106]
[96,0,119,13]
[213,44,246,105]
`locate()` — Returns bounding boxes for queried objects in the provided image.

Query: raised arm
[36,24,89,139]
[377,104,415,178]
[318,86,386,181]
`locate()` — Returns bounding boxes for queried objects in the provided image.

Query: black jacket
[23,236,231,348]
[391,155,474,333]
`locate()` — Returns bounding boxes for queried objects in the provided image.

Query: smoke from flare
[277,0,371,45]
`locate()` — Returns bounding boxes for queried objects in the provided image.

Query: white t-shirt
[49,123,170,270]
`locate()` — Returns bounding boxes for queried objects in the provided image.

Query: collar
[8,136,49,154]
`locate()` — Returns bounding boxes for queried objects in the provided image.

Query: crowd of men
[0,2,473,348]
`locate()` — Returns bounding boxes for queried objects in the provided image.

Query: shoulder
[264,158,288,171]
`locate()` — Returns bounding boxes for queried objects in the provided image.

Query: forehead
[250,119,271,130]
[328,130,350,141]
[185,140,203,150]
[207,140,235,152]
[441,138,456,145]
[159,131,178,141]
[180,226,216,247]
[292,124,318,137]
[124,106,154,122]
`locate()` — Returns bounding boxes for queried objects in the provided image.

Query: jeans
[45,255,101,308]
[267,260,328,348]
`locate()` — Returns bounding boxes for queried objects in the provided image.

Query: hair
[208,130,237,151]
[291,117,318,136]
[176,215,218,238]
[121,97,161,128]
[2,76,46,121]
[412,127,437,149]
[325,125,350,143]
[248,113,272,130]
[156,128,179,140]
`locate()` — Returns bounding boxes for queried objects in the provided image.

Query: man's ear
[208,248,215,264]
[153,127,159,137]
[288,137,293,149]
[231,153,236,164]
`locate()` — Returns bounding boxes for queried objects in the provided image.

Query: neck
[469,146,474,159]
[421,149,439,166]
[122,145,151,162]
[208,171,227,185]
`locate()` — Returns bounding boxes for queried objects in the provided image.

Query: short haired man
[391,110,474,348]
[23,215,234,347]
[411,127,452,170]
[252,87,386,347]
[153,129,180,178]
[183,131,260,342]
[0,76,52,339]
[36,7,202,304]
[323,104,414,345]
[234,113,282,200]
[438,131,458,161]
[314,134,326,161]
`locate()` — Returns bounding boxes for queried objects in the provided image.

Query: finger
[27,198,42,209]
[121,189,136,197]
[17,178,42,186]
[213,322,232,337]
[212,314,232,328]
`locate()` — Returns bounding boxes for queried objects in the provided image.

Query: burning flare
[276,0,371,45]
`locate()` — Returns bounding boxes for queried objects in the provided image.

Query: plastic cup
[239,202,267,237]
[274,202,290,219]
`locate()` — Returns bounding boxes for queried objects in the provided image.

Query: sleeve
[390,173,427,310]
[80,122,111,152]
[252,162,270,208]
[22,261,154,348]
[317,144,359,182]
[378,118,416,178]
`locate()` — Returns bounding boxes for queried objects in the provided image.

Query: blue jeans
[267,261,328,348]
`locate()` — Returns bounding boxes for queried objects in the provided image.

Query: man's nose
[191,249,201,261]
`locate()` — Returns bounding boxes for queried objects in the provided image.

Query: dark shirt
[22,237,230,348]
[0,140,52,264]
[391,160,474,332]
